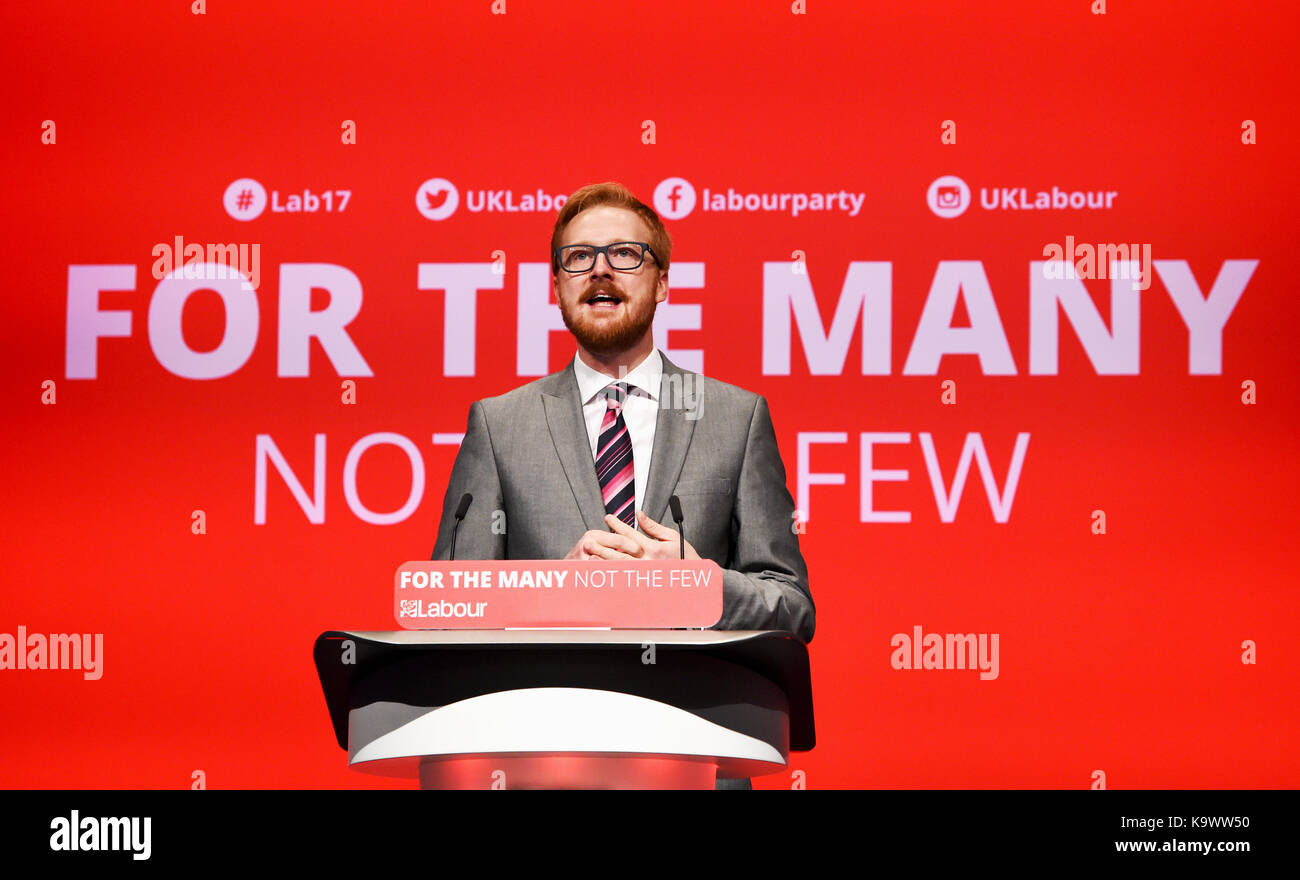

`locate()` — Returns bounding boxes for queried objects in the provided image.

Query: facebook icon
[654,177,697,219]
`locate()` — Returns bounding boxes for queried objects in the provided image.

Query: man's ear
[551,272,559,304]
[655,269,669,304]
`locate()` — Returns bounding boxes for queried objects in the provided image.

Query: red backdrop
[3,0,1297,788]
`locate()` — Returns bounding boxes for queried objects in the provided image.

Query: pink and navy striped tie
[595,382,637,526]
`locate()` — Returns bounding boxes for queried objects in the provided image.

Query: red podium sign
[394,560,724,629]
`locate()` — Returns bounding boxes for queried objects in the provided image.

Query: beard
[559,279,658,356]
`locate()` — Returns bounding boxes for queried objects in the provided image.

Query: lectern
[313,629,814,789]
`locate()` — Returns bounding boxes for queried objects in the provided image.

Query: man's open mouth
[585,292,622,308]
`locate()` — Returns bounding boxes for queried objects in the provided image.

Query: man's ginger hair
[550,181,673,275]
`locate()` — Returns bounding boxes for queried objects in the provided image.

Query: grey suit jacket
[432,352,815,643]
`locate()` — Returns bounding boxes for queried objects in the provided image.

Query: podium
[313,629,814,789]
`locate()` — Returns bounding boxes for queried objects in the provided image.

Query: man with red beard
[433,181,813,645]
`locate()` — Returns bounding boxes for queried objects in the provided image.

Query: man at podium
[432,181,814,646]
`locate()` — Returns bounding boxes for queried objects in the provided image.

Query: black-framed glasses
[553,241,657,273]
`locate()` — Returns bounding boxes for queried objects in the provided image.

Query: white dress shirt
[572,348,662,530]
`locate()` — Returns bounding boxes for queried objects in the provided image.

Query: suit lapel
[642,353,699,524]
[542,362,607,532]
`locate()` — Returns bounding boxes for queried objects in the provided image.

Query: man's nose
[589,250,615,275]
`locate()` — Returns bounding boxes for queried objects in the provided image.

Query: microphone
[668,495,685,560]
[447,493,473,561]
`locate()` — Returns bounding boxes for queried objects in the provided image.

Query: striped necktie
[595,382,637,527]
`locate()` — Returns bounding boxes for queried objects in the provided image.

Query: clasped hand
[564,510,701,561]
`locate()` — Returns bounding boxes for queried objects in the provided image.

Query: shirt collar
[573,348,663,405]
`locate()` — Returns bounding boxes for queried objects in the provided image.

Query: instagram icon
[927,175,970,218]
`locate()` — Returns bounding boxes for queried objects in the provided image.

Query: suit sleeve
[714,395,816,643]
[432,400,506,561]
